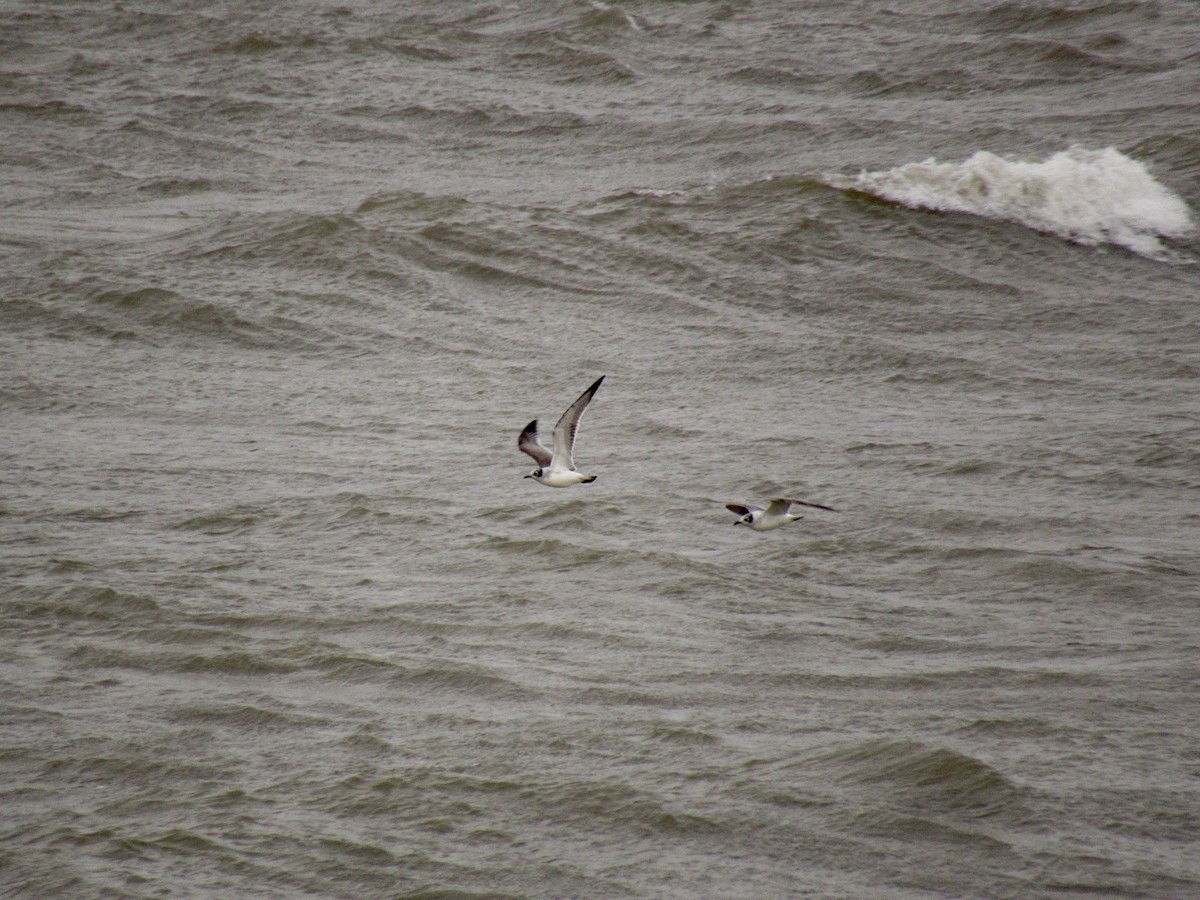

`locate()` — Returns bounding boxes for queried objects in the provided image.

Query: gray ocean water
[3,1,1199,897]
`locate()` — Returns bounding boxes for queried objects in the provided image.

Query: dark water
[3,1,1199,897]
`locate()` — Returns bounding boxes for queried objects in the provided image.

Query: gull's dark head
[525,468,542,480]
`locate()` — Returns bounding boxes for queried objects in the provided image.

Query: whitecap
[842,146,1194,260]
[629,188,684,198]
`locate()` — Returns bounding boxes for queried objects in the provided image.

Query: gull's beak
[731,520,741,526]
[523,474,533,479]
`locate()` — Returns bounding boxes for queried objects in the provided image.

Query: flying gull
[727,497,838,531]
[518,376,605,487]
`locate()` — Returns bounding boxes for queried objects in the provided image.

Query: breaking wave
[840,146,1194,259]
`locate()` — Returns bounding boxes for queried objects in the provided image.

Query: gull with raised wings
[518,376,605,487]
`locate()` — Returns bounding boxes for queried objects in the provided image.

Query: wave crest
[839,146,1194,259]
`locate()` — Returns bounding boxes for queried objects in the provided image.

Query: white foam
[629,188,683,199]
[844,146,1195,259]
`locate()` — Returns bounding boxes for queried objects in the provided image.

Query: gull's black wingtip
[784,497,839,513]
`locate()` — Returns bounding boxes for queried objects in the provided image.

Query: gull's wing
[518,419,552,467]
[726,504,758,517]
[551,375,604,471]
[774,497,838,514]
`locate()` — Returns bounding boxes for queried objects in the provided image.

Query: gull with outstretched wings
[727,497,837,531]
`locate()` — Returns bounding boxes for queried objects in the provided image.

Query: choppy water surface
[3,1,1198,897]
